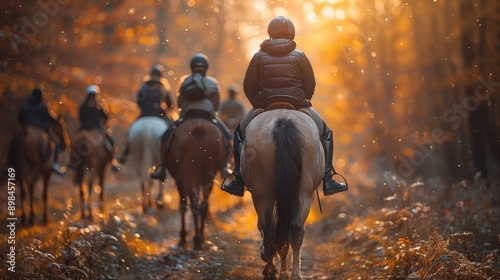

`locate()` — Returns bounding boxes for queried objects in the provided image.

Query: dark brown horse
[69,129,113,219]
[241,109,324,280]
[13,116,69,225]
[166,117,229,250]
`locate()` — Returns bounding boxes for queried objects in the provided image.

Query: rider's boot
[51,144,65,175]
[106,134,121,172]
[321,129,348,196]
[110,158,121,172]
[150,138,167,180]
[110,149,121,172]
[118,142,129,164]
[213,118,233,178]
[151,119,182,180]
[221,125,245,197]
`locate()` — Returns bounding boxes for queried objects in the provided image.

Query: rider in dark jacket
[150,53,232,181]
[79,85,120,171]
[4,88,64,175]
[222,16,347,197]
[137,64,175,119]
[119,64,176,164]
[218,84,246,133]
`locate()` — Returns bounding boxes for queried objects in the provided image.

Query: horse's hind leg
[87,178,94,219]
[178,194,187,248]
[141,181,148,213]
[290,210,306,280]
[79,182,87,219]
[155,180,164,208]
[20,181,27,225]
[146,180,154,211]
[98,173,106,215]
[28,183,35,226]
[278,244,290,280]
[263,258,278,280]
[191,200,205,251]
[42,173,51,225]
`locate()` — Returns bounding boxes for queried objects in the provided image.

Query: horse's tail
[267,116,303,257]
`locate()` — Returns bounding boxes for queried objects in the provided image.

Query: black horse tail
[265,117,303,258]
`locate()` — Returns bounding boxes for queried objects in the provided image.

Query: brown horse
[241,109,324,280]
[166,117,229,250]
[13,116,69,225]
[69,129,113,219]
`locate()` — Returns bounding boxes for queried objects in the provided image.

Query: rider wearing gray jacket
[150,53,232,181]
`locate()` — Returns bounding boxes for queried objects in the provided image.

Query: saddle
[253,96,311,118]
[185,109,214,121]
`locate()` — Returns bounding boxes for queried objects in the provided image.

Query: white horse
[126,116,168,212]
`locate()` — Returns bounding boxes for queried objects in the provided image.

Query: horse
[13,116,70,225]
[126,116,168,213]
[166,116,229,250]
[241,109,325,280]
[69,129,113,219]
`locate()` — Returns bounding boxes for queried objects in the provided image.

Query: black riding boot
[47,131,65,175]
[151,118,182,180]
[51,141,65,175]
[322,129,348,196]
[221,125,245,197]
[118,141,129,164]
[213,118,233,177]
[105,133,121,172]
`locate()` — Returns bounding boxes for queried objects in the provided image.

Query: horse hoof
[279,273,290,280]
[194,242,204,251]
[144,208,154,215]
[178,240,187,248]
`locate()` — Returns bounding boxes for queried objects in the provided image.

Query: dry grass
[0,174,499,279]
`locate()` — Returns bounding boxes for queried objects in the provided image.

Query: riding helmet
[267,16,295,40]
[190,53,209,73]
[86,85,101,95]
[150,64,165,77]
[228,83,240,97]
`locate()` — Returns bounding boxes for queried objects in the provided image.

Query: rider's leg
[221,124,245,196]
[103,132,121,172]
[306,107,347,196]
[213,116,233,177]
[221,109,254,196]
[118,130,130,164]
[151,118,183,180]
[48,132,65,175]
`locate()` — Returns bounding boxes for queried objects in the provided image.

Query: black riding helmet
[150,64,165,77]
[267,16,295,40]
[190,53,209,73]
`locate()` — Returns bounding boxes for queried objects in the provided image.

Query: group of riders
[4,16,347,197]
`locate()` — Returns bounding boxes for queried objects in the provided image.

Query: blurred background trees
[0,0,498,183]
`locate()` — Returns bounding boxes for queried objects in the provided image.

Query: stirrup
[52,163,66,176]
[118,154,127,164]
[111,159,121,172]
[220,166,232,178]
[151,166,166,181]
[323,180,347,196]
[221,175,245,197]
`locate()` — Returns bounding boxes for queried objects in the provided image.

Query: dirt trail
[0,168,346,279]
